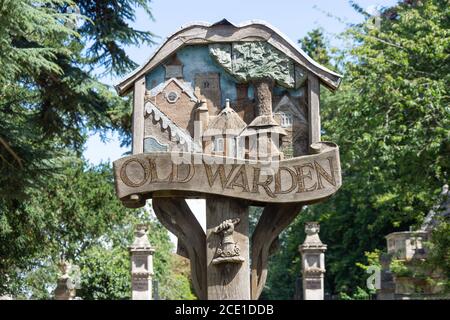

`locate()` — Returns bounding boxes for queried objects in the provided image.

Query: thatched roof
[240,115,287,137]
[115,20,343,95]
[204,100,246,136]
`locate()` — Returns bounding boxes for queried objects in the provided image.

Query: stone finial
[301,222,325,247]
[130,224,153,249]
[224,98,231,110]
[305,221,320,235]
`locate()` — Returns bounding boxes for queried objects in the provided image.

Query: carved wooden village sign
[113,19,343,300]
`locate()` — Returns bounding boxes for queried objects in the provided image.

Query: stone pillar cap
[129,224,155,252]
[299,222,327,252]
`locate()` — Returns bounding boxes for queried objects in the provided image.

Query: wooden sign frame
[113,19,343,300]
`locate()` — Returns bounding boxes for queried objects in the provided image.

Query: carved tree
[210,42,306,119]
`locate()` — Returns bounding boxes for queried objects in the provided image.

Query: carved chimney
[196,99,209,132]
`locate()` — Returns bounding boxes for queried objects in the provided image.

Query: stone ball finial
[305,222,320,236]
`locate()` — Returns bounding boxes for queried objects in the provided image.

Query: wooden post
[132,76,146,154]
[206,197,250,300]
[308,73,321,145]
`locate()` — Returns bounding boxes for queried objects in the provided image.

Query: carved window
[165,91,179,103]
[203,81,210,89]
[227,138,236,157]
[279,112,293,127]
[213,137,224,152]
[236,137,245,159]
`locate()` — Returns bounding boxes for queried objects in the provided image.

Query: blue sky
[84,0,398,165]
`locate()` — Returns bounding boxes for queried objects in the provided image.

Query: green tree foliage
[77,0,156,75]
[0,0,154,207]
[321,0,449,294]
[427,220,450,287]
[0,0,140,281]
[159,255,197,300]
[338,287,371,300]
[1,159,130,296]
[264,0,449,298]
[78,219,195,300]
[298,28,333,68]
[78,245,131,300]
[0,0,195,299]
[3,160,194,299]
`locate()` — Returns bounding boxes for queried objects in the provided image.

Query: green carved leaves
[209,42,306,88]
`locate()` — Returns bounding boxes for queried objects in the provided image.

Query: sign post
[114,19,343,300]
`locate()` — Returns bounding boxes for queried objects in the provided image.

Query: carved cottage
[115,19,341,162]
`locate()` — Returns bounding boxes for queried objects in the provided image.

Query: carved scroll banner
[113,142,341,208]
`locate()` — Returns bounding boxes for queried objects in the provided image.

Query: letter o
[120,158,150,187]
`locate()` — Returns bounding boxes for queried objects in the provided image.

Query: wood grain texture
[132,76,145,154]
[250,203,303,300]
[152,198,207,299]
[307,73,321,146]
[206,197,250,300]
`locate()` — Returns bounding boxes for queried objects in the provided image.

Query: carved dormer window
[279,112,293,128]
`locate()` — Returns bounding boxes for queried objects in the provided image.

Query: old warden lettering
[119,157,336,199]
